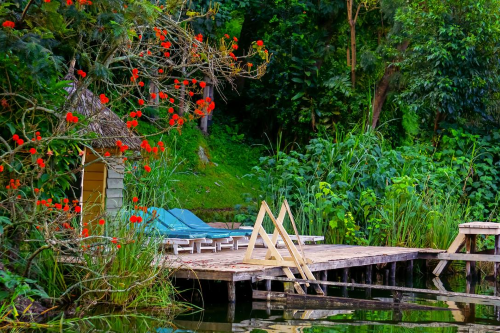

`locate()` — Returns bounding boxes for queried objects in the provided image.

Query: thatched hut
[64,71,141,225]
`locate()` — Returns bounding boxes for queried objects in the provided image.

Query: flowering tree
[0,0,267,316]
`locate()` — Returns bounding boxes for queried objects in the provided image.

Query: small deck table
[433,222,500,278]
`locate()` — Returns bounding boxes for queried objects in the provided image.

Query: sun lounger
[168,208,250,249]
[150,207,237,251]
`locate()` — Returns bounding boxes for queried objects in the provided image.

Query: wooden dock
[161,244,443,302]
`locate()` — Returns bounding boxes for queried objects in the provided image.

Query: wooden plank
[252,290,450,311]
[433,233,466,276]
[256,275,500,305]
[84,171,106,181]
[437,253,500,262]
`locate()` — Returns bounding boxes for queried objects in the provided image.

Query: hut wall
[106,156,124,216]
[81,148,107,225]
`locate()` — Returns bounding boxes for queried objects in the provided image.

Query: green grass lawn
[161,121,264,222]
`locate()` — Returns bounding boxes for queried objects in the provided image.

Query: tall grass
[253,129,479,249]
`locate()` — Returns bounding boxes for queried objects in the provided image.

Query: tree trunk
[350,22,356,88]
[371,66,395,128]
[200,76,210,134]
[371,41,409,128]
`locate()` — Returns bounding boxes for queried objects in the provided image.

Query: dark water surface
[53,271,500,332]
[169,273,500,333]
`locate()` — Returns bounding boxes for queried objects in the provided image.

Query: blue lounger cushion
[168,208,252,237]
[138,210,208,239]
[148,207,232,239]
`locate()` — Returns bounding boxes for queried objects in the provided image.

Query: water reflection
[171,274,500,333]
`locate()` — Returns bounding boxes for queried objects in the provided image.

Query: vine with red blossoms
[0,0,268,315]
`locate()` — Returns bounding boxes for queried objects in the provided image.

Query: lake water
[62,269,500,332]
[170,272,500,333]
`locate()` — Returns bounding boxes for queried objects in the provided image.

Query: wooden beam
[433,233,466,276]
[255,275,500,304]
[252,290,449,311]
[437,253,500,262]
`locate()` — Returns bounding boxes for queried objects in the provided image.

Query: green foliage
[253,128,499,249]
[394,0,500,122]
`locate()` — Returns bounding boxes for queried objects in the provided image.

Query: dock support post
[495,236,500,281]
[365,265,372,284]
[406,260,413,288]
[284,282,294,293]
[342,268,349,298]
[365,265,372,299]
[227,281,236,303]
[389,262,396,286]
[227,302,236,322]
[466,235,477,280]
[321,271,328,294]
[265,279,272,291]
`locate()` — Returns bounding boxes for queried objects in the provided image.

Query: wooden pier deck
[163,244,443,283]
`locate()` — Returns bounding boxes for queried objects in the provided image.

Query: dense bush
[253,128,500,249]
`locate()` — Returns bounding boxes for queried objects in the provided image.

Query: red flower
[66,112,78,123]
[130,111,137,118]
[151,93,157,99]
[133,196,139,202]
[44,0,50,2]
[168,107,174,113]
[199,81,206,88]
[29,148,37,155]
[13,134,19,141]
[183,80,189,86]
[2,21,15,29]
[77,69,86,77]
[131,120,138,127]
[137,110,142,117]
[158,141,164,146]
[169,98,174,103]
[137,216,143,223]
[192,79,197,84]
[117,244,121,249]
[224,34,230,39]
[111,237,118,244]
[75,206,82,213]
[99,219,105,225]
[232,44,238,50]
[138,99,145,106]
[63,205,70,211]
[16,139,24,146]
[256,40,264,46]
[174,79,180,84]
[144,165,151,172]
[164,52,170,58]
[233,36,238,42]
[63,198,69,204]
[116,140,123,147]
[158,69,164,74]
[169,119,175,126]
[100,94,109,104]
[66,0,73,5]
[189,91,194,97]
[139,81,144,87]
[178,118,185,126]
[104,151,111,157]
[248,63,253,68]
[172,114,179,120]
[130,215,137,223]
[0,165,3,172]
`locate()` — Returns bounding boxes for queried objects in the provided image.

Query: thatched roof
[63,74,142,150]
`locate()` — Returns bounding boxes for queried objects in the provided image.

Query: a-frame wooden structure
[243,200,324,295]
